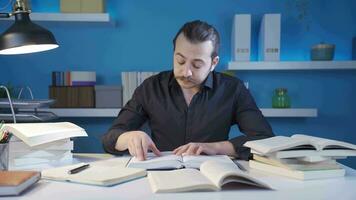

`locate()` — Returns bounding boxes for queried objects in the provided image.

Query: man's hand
[173,141,237,156]
[115,131,161,161]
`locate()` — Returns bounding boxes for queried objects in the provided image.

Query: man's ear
[211,56,219,71]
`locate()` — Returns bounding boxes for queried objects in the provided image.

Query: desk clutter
[1,134,355,196]
[41,152,271,193]
[0,122,87,170]
[244,134,356,180]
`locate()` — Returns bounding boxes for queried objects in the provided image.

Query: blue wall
[1,0,356,168]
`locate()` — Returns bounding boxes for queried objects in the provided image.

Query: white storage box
[95,85,122,108]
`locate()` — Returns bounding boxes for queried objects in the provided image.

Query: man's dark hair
[173,20,220,59]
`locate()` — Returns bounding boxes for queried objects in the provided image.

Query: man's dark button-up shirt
[102,70,274,160]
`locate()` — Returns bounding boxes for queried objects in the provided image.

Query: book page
[5,122,83,137]
[200,160,271,189]
[4,122,87,147]
[243,136,312,154]
[271,149,356,159]
[182,155,232,169]
[148,169,218,193]
[292,134,356,151]
[127,151,183,169]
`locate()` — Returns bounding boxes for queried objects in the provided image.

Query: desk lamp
[0,0,58,55]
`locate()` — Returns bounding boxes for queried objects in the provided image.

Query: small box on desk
[49,86,95,108]
[95,85,122,108]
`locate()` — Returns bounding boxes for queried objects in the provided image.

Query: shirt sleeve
[229,81,274,160]
[101,85,148,155]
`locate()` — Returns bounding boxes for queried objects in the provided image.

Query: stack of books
[244,134,356,180]
[52,71,96,86]
[2,122,88,170]
[9,138,74,170]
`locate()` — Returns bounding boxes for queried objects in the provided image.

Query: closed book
[71,81,96,86]
[49,86,95,108]
[249,160,345,180]
[231,14,251,61]
[0,171,40,196]
[10,150,72,159]
[252,154,341,171]
[258,14,281,61]
[10,152,73,167]
[70,71,96,85]
[9,139,73,152]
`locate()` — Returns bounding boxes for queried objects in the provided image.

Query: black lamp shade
[0,12,58,55]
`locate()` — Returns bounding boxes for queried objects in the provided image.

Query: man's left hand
[173,142,220,156]
[173,141,237,156]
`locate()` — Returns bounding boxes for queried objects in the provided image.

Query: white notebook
[42,158,145,186]
[148,160,271,193]
[127,151,233,169]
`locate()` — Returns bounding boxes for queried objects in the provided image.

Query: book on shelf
[127,151,233,170]
[2,122,88,147]
[52,71,96,87]
[249,160,345,180]
[49,86,95,108]
[42,158,145,187]
[244,134,356,158]
[148,160,271,193]
[0,171,40,196]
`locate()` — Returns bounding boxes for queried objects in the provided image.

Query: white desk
[6,155,356,200]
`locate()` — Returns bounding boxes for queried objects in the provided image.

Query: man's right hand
[115,131,161,161]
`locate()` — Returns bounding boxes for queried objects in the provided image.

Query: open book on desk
[42,158,146,186]
[244,134,356,158]
[127,151,233,170]
[3,122,87,146]
[148,160,271,193]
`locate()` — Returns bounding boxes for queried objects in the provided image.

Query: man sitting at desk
[102,20,274,161]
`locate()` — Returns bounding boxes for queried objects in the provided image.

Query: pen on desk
[68,164,90,174]
[233,160,247,171]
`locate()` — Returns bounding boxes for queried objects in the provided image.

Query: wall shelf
[228,61,356,71]
[19,108,318,118]
[0,12,111,23]
[260,108,317,117]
